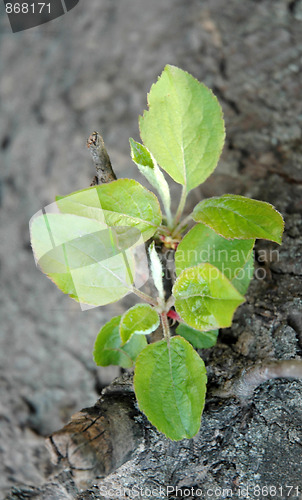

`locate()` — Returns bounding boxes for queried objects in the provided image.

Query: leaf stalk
[171,213,192,238]
[173,185,187,227]
[164,204,174,231]
[132,287,158,307]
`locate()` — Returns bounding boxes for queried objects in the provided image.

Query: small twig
[213,360,302,400]
[87,131,117,185]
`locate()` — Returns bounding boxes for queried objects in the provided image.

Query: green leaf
[231,251,254,295]
[56,179,162,242]
[134,336,207,440]
[139,65,225,193]
[175,223,254,291]
[93,315,147,368]
[148,241,165,299]
[55,186,107,224]
[120,304,160,344]
[193,194,284,244]
[175,222,255,296]
[129,139,172,225]
[30,213,138,306]
[176,324,219,349]
[173,263,245,331]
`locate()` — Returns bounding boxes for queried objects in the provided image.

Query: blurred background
[0,0,301,494]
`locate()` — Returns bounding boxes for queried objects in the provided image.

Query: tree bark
[6,175,302,500]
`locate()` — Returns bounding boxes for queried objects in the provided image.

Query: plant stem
[160,311,170,342]
[132,287,158,307]
[173,185,187,227]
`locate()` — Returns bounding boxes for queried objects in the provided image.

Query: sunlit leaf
[57,179,162,242]
[30,213,137,306]
[139,65,225,193]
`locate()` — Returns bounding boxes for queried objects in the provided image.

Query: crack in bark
[213,360,302,400]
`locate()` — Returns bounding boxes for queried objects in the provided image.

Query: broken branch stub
[45,377,143,488]
[87,131,117,185]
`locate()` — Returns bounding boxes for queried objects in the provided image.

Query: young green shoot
[30,65,284,441]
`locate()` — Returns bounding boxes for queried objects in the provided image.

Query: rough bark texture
[1,0,302,499]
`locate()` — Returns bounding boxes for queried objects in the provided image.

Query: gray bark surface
[1,0,302,499]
